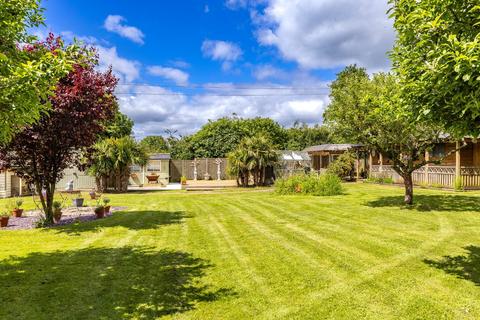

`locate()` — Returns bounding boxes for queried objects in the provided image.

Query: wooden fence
[370,165,480,189]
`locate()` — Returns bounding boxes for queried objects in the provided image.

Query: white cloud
[60,31,106,46]
[147,66,189,85]
[201,40,243,62]
[169,60,190,69]
[104,15,145,45]
[225,0,266,9]
[255,0,395,71]
[97,46,141,82]
[116,82,330,138]
[253,65,287,80]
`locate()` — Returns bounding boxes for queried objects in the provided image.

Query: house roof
[278,150,311,161]
[149,153,171,160]
[303,144,363,153]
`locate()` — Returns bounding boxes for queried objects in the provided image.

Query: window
[432,144,445,158]
[147,161,161,172]
[130,165,141,172]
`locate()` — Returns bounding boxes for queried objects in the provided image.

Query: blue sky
[38,0,395,137]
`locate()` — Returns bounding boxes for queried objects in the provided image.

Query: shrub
[327,151,356,178]
[275,173,343,196]
[365,176,394,184]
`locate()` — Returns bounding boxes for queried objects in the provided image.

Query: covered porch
[369,140,480,189]
[304,144,366,179]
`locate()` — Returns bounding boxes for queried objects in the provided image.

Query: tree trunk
[403,173,414,205]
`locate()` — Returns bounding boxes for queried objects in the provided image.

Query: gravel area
[1,206,127,231]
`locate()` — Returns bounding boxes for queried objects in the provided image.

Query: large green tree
[189,117,287,158]
[139,136,169,153]
[324,66,444,205]
[389,0,480,136]
[101,110,134,139]
[0,1,76,143]
[284,122,332,150]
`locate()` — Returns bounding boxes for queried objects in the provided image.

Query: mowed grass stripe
[292,215,456,310]
[228,200,384,281]
[247,194,437,257]
[203,201,271,297]
[241,196,409,261]
[221,201,346,288]
[269,192,438,240]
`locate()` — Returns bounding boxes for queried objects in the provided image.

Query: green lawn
[1,184,480,319]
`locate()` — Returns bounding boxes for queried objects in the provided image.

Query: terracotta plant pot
[12,208,23,218]
[89,193,96,200]
[104,206,111,214]
[0,216,9,228]
[95,207,105,219]
[53,210,62,223]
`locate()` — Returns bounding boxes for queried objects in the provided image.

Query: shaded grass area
[1,184,480,319]
[0,247,233,319]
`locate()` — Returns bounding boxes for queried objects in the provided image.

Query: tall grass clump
[275,173,343,196]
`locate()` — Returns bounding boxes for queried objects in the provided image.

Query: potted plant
[94,205,105,219]
[72,193,84,207]
[53,201,63,223]
[11,199,24,218]
[103,198,111,214]
[0,211,9,228]
[89,189,97,200]
[180,176,187,185]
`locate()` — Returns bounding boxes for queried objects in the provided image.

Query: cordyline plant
[0,35,117,225]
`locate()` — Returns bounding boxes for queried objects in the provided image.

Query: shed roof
[149,153,171,160]
[278,150,311,161]
[304,144,363,153]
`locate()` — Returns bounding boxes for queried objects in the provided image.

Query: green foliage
[0,1,79,144]
[168,135,195,160]
[15,198,23,208]
[139,136,169,153]
[52,201,62,210]
[275,173,343,196]
[326,151,356,178]
[365,176,394,185]
[284,122,333,150]
[389,0,480,136]
[227,135,278,187]
[324,65,444,204]
[101,110,134,139]
[88,136,148,192]
[189,116,287,158]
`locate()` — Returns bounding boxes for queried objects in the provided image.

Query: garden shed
[129,153,171,186]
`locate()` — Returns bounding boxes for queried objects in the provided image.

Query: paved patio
[128,180,237,191]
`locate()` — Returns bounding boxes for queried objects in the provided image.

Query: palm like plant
[228,135,278,187]
[88,137,148,192]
